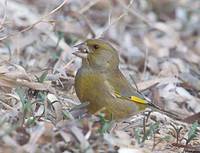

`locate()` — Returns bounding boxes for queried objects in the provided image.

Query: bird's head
[73,39,119,70]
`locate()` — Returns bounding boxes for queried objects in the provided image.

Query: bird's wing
[107,69,164,110]
[106,69,150,105]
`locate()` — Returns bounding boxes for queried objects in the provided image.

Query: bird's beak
[72,42,88,59]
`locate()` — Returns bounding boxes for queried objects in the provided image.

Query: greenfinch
[73,39,153,120]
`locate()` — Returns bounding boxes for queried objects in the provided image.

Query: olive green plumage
[74,39,147,119]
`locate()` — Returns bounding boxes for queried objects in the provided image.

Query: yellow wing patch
[130,96,148,104]
[114,91,148,105]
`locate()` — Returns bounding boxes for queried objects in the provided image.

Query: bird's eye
[93,44,99,50]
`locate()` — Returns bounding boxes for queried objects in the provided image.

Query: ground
[0,0,200,153]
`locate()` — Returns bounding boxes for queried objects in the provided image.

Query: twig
[81,15,96,38]
[130,74,139,92]
[142,46,149,80]
[0,0,7,29]
[0,99,17,111]
[170,123,183,144]
[79,0,100,14]
[129,74,150,102]
[172,143,200,152]
[117,0,152,27]
[98,0,135,37]
[0,0,68,41]
[60,10,96,39]
[142,116,146,140]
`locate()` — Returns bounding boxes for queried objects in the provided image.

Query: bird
[73,39,157,120]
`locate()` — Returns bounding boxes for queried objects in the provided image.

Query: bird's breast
[74,67,146,119]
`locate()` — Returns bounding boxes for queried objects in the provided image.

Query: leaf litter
[0,0,200,153]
